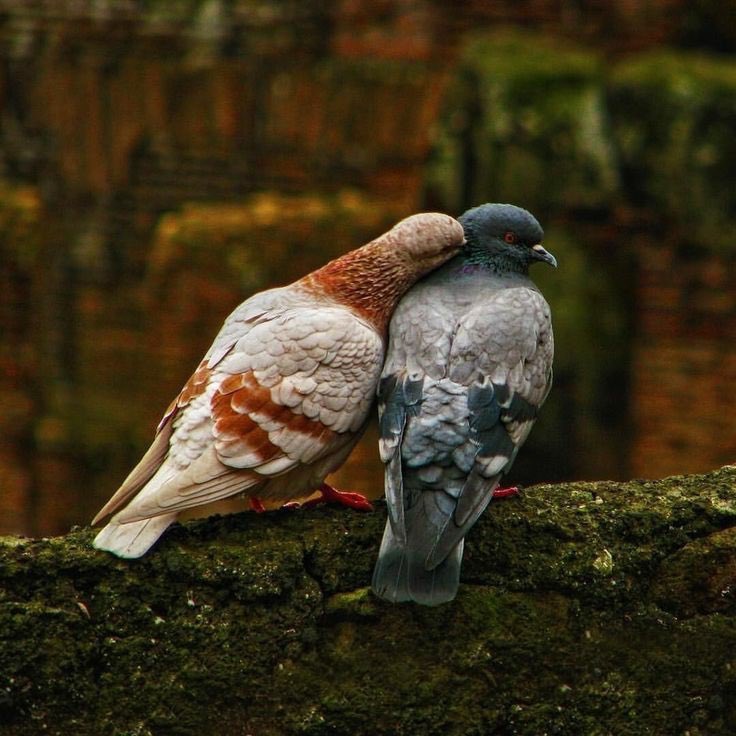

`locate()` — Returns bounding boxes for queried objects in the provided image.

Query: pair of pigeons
[93,203,556,606]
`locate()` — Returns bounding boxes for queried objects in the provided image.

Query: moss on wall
[2,467,736,734]
[609,51,736,252]
[428,33,736,246]
[426,31,619,216]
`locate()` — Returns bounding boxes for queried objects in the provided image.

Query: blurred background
[1,1,735,537]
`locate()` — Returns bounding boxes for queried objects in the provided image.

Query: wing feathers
[377,372,424,541]
[94,355,224,525]
[428,379,535,566]
[212,370,338,470]
[91,423,174,524]
[115,447,261,521]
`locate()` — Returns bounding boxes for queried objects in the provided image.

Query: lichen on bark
[2,467,736,735]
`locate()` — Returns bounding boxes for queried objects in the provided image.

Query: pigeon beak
[531,243,557,268]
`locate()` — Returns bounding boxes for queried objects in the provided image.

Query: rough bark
[2,467,736,735]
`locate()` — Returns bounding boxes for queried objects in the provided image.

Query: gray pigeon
[371,203,556,606]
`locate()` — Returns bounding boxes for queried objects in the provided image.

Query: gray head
[459,203,557,273]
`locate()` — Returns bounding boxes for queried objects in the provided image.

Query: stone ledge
[2,467,736,734]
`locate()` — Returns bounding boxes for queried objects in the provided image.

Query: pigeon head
[390,213,466,270]
[459,203,556,273]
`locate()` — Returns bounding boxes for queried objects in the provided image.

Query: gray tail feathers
[371,520,464,606]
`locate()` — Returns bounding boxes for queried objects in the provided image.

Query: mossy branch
[2,468,736,735]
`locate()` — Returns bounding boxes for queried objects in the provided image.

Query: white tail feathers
[93,513,178,559]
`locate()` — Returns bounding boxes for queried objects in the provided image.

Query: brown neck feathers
[300,239,416,333]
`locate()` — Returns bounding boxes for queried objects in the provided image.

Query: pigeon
[92,212,465,558]
[371,203,556,606]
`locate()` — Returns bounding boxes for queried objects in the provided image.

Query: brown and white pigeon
[372,203,556,606]
[92,213,465,558]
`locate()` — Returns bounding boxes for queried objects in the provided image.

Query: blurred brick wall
[1,1,735,534]
[0,0,459,534]
[631,240,736,475]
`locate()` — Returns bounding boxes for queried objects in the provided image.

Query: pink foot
[493,485,520,500]
[301,482,374,512]
[250,497,267,513]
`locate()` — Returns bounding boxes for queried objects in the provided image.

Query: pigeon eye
[504,231,518,244]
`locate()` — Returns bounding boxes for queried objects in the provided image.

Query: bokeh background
[1,1,735,537]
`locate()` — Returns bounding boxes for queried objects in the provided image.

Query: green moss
[652,525,736,617]
[429,40,736,254]
[612,51,736,90]
[2,470,736,734]
[609,51,736,251]
[325,587,378,617]
[426,31,617,214]
[464,31,600,82]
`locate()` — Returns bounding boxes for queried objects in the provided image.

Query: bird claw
[300,483,374,512]
[250,497,267,513]
[493,485,520,500]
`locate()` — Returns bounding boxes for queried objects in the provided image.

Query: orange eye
[504,231,517,244]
